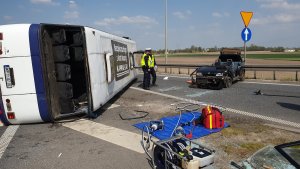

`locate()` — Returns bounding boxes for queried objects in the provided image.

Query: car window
[246,146,296,169]
[275,141,300,168]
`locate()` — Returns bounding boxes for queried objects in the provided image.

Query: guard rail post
[296,71,298,81]
[254,70,257,79]
[273,71,276,80]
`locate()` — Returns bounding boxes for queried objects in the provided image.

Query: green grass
[247,53,300,61]
[156,52,300,61]
[240,142,265,152]
[156,53,218,57]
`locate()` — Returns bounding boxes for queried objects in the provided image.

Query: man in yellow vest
[141,48,157,90]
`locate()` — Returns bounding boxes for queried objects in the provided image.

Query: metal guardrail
[243,65,300,70]
[156,64,300,70]
[151,64,300,81]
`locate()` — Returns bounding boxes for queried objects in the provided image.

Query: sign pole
[164,0,168,72]
[244,41,246,63]
[240,11,253,63]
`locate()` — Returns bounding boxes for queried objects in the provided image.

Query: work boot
[143,87,150,90]
[151,83,158,87]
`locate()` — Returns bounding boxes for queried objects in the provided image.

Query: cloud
[260,0,300,10]
[173,10,192,19]
[64,1,79,20]
[173,12,185,19]
[68,1,77,9]
[94,15,158,26]
[253,0,300,25]
[212,12,222,18]
[256,0,285,2]
[252,13,300,25]
[30,0,59,5]
[212,12,230,18]
[64,11,79,19]
[3,16,13,21]
[189,25,195,31]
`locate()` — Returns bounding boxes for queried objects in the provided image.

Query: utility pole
[165,0,168,66]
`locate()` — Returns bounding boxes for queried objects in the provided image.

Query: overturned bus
[0,23,138,125]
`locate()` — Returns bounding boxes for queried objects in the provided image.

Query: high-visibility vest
[141,54,155,68]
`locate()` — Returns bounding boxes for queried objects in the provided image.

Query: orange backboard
[240,11,253,27]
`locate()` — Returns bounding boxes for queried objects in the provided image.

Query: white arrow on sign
[244,28,249,41]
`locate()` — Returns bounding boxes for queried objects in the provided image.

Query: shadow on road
[264,94,300,99]
[277,102,300,111]
[254,90,300,99]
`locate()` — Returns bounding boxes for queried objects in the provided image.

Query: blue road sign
[241,27,252,42]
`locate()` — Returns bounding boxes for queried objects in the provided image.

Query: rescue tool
[140,103,225,169]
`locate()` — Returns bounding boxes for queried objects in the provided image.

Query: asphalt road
[133,74,300,124]
[0,106,152,169]
[0,75,299,169]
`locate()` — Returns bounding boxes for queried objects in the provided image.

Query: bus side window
[105,53,114,83]
[133,51,143,67]
[129,52,134,69]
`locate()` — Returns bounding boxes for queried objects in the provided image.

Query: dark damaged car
[190,49,245,89]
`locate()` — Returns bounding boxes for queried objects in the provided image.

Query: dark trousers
[142,68,150,88]
[150,68,156,85]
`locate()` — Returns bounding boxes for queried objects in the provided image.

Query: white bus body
[0,24,138,125]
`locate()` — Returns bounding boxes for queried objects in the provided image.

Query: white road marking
[242,81,300,87]
[131,87,208,106]
[158,86,182,92]
[130,87,300,129]
[62,119,144,153]
[107,104,120,110]
[0,121,3,127]
[186,91,213,98]
[102,103,120,110]
[157,74,190,79]
[58,153,62,158]
[0,125,19,159]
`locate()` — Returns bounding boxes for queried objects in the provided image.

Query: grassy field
[156,52,300,61]
[156,53,218,57]
[246,53,300,61]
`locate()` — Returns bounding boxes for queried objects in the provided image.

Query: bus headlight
[216,73,223,77]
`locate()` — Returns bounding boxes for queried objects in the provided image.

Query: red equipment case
[201,106,224,129]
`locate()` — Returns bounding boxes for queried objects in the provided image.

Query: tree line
[153,44,300,54]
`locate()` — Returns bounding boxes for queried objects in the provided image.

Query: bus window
[133,51,143,67]
[105,53,114,83]
[129,52,135,69]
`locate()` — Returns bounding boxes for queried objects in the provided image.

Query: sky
[1,0,300,50]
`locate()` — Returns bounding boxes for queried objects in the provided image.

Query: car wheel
[240,71,245,81]
[225,77,232,88]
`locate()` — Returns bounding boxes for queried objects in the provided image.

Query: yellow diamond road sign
[240,11,253,28]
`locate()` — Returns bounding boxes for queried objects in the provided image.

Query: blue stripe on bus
[0,93,10,126]
[29,24,52,122]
